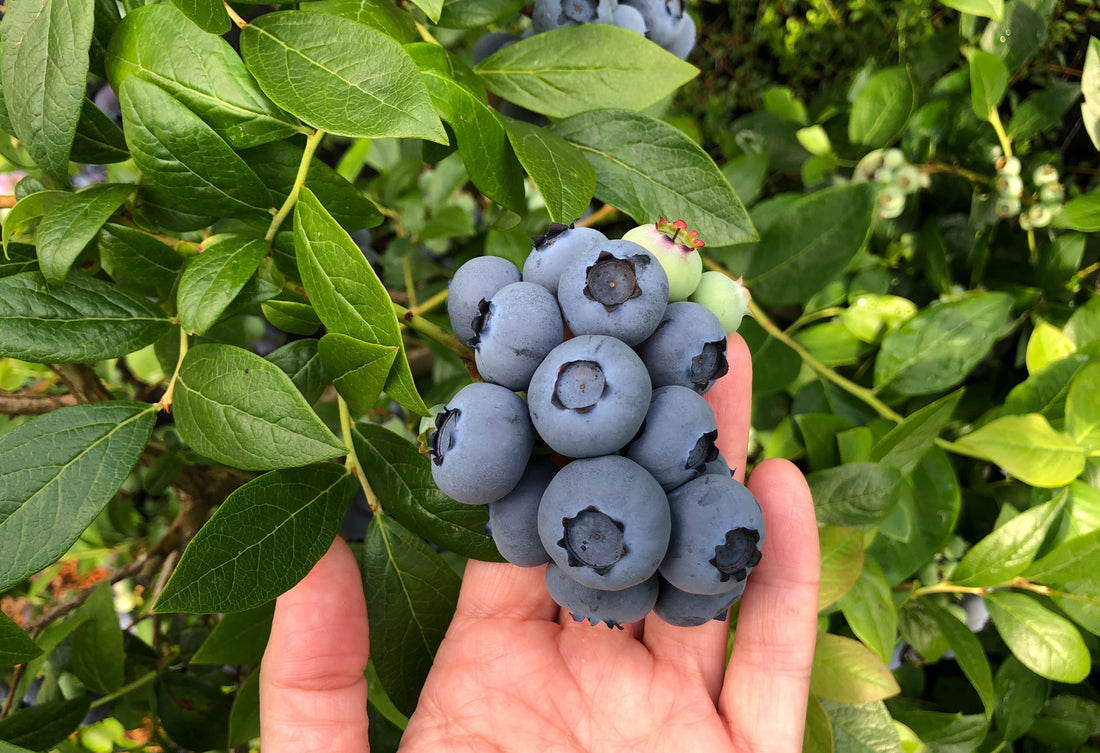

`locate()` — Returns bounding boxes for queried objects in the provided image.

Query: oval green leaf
[921,601,995,716]
[818,526,865,610]
[952,493,1067,587]
[849,67,915,147]
[155,464,356,613]
[0,611,42,667]
[968,48,1009,119]
[505,117,595,225]
[36,183,133,284]
[168,0,230,34]
[1066,362,1100,453]
[807,462,903,529]
[0,401,155,591]
[984,591,1090,683]
[177,235,269,335]
[810,632,901,704]
[955,414,1085,488]
[0,271,173,363]
[838,558,898,665]
[173,343,346,471]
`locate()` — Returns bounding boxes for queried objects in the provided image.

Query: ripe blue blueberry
[532,0,615,32]
[624,384,719,491]
[538,455,671,591]
[472,281,564,391]
[660,474,764,595]
[653,577,745,627]
[522,222,608,296]
[636,301,729,394]
[556,239,669,346]
[611,3,647,34]
[546,562,659,628]
[428,382,535,505]
[527,335,652,458]
[487,456,557,567]
[473,32,520,64]
[447,256,521,347]
[619,0,685,48]
[666,10,696,59]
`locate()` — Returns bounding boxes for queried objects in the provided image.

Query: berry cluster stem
[392,301,473,361]
[157,327,189,412]
[339,396,380,513]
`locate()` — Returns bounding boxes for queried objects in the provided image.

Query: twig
[49,364,113,403]
[0,391,78,415]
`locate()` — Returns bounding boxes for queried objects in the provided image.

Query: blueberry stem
[156,326,189,413]
[339,396,381,513]
[265,128,327,243]
[392,301,474,361]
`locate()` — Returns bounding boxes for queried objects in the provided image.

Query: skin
[260,334,821,753]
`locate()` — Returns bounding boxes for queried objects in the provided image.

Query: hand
[260,335,821,753]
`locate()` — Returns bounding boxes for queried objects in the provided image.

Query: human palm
[260,336,820,753]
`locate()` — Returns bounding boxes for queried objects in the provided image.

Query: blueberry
[93,84,122,123]
[661,474,764,595]
[624,384,719,491]
[487,456,557,567]
[556,239,669,346]
[635,301,729,394]
[611,4,647,34]
[665,11,696,59]
[522,222,607,296]
[619,0,685,48]
[472,281,564,391]
[652,576,745,627]
[473,32,521,65]
[545,562,658,628]
[527,335,651,458]
[428,382,535,505]
[689,271,751,335]
[704,450,733,478]
[447,256,522,347]
[532,0,616,32]
[538,455,670,591]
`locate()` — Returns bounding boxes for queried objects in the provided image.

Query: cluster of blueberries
[474,0,697,67]
[428,219,761,628]
[992,155,1065,229]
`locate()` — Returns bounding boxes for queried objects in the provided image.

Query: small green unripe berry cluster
[853,148,927,219]
[992,157,1065,229]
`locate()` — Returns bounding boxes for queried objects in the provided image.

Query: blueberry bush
[0,0,1098,750]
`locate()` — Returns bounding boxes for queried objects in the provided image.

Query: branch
[49,364,113,403]
[0,391,77,415]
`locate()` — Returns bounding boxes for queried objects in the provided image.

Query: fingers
[454,560,558,623]
[705,334,752,483]
[720,459,820,753]
[259,537,370,753]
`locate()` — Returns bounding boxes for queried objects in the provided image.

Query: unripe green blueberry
[689,271,752,335]
[995,155,1021,176]
[994,195,1021,219]
[621,217,704,302]
[882,148,905,170]
[1039,182,1064,205]
[852,149,885,183]
[1032,163,1058,187]
[1026,203,1053,228]
[877,185,905,219]
[995,173,1023,198]
[893,164,922,195]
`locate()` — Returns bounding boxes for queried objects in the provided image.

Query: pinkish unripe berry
[621,217,704,302]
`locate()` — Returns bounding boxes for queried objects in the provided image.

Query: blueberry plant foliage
[0,0,1097,750]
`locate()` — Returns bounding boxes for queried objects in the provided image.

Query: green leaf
[119,76,274,219]
[36,183,133,284]
[803,694,834,753]
[155,673,231,752]
[839,294,918,344]
[1066,362,1100,454]
[810,632,900,704]
[849,67,916,147]
[98,223,183,291]
[968,48,1009,119]
[351,423,503,562]
[898,600,949,662]
[106,4,299,148]
[71,581,125,693]
[1025,320,1076,374]
[1027,695,1100,749]
[0,244,38,279]
[553,109,755,246]
[2,190,67,256]
[994,655,1049,742]
[807,462,903,529]
[266,339,328,405]
[0,611,41,667]
[941,0,1004,19]
[262,299,322,336]
[241,12,446,142]
[794,413,854,471]
[891,710,989,753]
[0,401,154,591]
[1008,80,1081,141]
[1049,578,1100,635]
[0,0,94,184]
[168,0,230,34]
[985,591,1090,683]
[364,514,461,717]
[952,493,1065,586]
[299,0,418,43]
[437,0,521,27]
[0,271,172,363]
[818,526,865,610]
[294,187,429,416]
[408,43,525,214]
[838,558,897,665]
[408,0,443,22]
[871,390,963,475]
[156,464,356,613]
[1001,353,1090,421]
[174,343,344,470]
[240,140,383,232]
[319,334,397,415]
[1084,37,1100,150]
[1052,191,1100,232]
[955,414,1085,488]
[922,601,995,716]
[746,183,877,306]
[0,696,90,751]
[70,97,130,164]
[228,670,261,747]
[1026,527,1100,585]
[874,291,1013,396]
[177,235,269,336]
[192,602,275,665]
[821,700,903,753]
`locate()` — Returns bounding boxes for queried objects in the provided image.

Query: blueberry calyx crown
[558,0,602,24]
[583,250,646,311]
[533,221,573,250]
[427,407,460,467]
[710,528,762,583]
[468,298,492,347]
[655,217,705,252]
[559,505,627,575]
[689,339,730,390]
[551,360,607,413]
[685,429,719,472]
